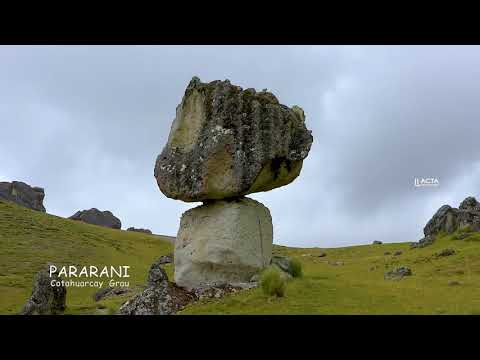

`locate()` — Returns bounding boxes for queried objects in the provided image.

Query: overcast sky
[1,45,479,248]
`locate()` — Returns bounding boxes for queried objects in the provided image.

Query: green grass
[3,198,480,315]
[0,199,173,315]
[180,235,480,315]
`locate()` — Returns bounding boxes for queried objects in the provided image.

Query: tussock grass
[261,266,286,297]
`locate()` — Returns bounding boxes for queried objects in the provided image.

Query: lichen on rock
[154,77,313,202]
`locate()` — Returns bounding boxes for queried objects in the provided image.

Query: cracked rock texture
[424,197,480,237]
[154,77,313,202]
[174,197,273,290]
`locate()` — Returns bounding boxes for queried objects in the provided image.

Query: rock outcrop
[0,181,46,212]
[154,77,313,202]
[424,197,480,237]
[154,77,313,290]
[126,227,152,234]
[412,197,480,248]
[69,208,121,229]
[118,260,194,315]
[174,197,273,290]
[21,264,66,315]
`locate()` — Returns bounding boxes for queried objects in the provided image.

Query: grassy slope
[181,233,480,315]
[2,199,480,315]
[0,199,174,315]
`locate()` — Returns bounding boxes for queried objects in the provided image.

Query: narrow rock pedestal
[174,197,273,290]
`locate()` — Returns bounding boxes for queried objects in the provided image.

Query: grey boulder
[118,283,194,315]
[154,77,313,202]
[118,260,194,315]
[174,197,273,290]
[384,266,412,280]
[127,227,152,234]
[69,208,121,229]
[21,264,66,315]
[147,258,169,287]
[0,181,46,212]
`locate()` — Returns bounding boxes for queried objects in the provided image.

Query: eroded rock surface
[154,77,313,202]
[424,197,480,237]
[174,197,273,290]
[0,181,46,212]
[69,208,121,229]
[412,196,480,248]
[118,282,195,315]
[118,260,194,315]
[21,264,66,315]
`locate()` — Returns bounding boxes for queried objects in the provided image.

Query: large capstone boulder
[0,181,46,212]
[69,208,121,229]
[174,197,273,289]
[154,77,313,202]
[21,264,66,315]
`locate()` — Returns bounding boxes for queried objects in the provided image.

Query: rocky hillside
[0,199,173,314]
[2,197,480,314]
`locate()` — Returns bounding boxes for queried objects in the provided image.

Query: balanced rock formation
[69,208,121,229]
[154,77,313,202]
[21,264,66,315]
[154,77,313,290]
[127,227,152,234]
[0,181,46,212]
[175,197,273,289]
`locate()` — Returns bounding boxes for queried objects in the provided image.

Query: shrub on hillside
[261,266,286,297]
[290,258,303,278]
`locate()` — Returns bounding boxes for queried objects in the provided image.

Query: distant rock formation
[424,197,480,236]
[21,264,66,315]
[412,196,480,248]
[126,227,152,234]
[153,77,313,290]
[69,208,121,229]
[0,181,46,212]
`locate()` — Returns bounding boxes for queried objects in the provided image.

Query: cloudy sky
[1,45,479,248]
